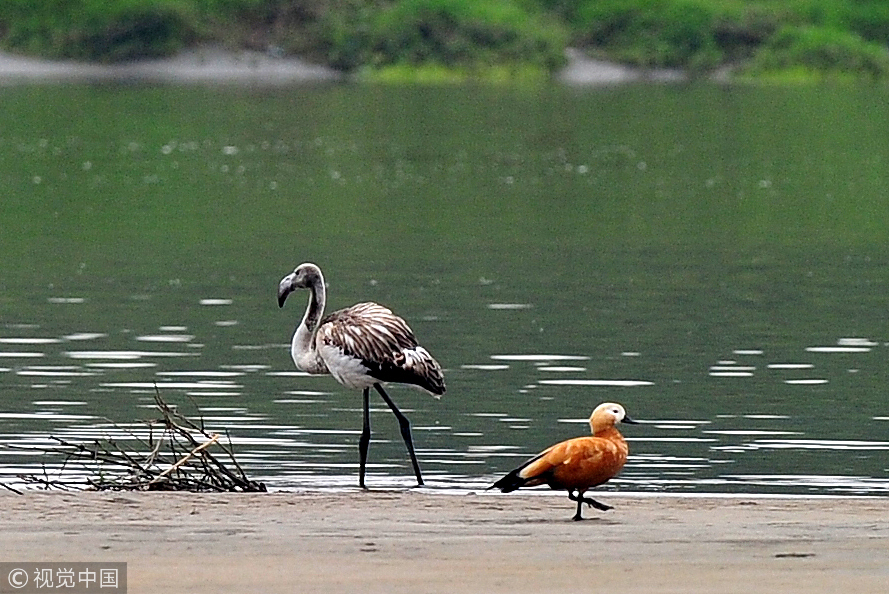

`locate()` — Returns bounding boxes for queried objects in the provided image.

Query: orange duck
[490,402,639,520]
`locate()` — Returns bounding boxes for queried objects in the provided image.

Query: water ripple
[539,379,654,387]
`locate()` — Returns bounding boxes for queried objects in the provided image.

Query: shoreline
[0,46,685,86]
[3,490,888,593]
[0,46,341,85]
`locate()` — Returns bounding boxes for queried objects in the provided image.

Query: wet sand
[3,490,888,593]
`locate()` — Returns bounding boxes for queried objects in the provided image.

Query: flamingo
[490,402,638,520]
[277,263,445,488]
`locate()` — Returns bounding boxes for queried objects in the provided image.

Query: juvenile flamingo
[277,263,445,488]
[490,402,638,520]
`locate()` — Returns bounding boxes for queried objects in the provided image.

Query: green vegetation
[560,0,889,79]
[740,25,889,81]
[363,0,566,71]
[0,0,204,61]
[1,0,889,81]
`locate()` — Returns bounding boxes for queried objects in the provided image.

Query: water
[1,82,888,496]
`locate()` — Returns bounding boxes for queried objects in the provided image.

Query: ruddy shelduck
[490,402,638,520]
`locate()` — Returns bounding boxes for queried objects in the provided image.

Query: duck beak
[277,273,296,308]
[622,415,641,425]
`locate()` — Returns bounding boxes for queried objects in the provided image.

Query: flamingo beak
[277,273,296,308]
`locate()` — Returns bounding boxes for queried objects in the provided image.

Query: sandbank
[2,490,887,593]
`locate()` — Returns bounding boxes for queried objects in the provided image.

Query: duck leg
[570,491,584,521]
[374,384,424,486]
[568,490,613,520]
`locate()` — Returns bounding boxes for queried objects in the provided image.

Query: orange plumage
[490,402,639,520]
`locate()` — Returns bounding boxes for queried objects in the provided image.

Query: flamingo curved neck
[291,274,328,374]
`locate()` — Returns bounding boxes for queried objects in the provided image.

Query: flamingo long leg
[374,383,424,486]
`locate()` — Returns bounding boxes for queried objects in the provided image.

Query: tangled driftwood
[14,390,266,493]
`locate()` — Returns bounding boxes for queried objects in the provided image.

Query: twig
[14,390,266,493]
[0,481,23,495]
[147,433,220,487]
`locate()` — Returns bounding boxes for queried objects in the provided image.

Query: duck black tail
[489,469,526,493]
[489,450,550,493]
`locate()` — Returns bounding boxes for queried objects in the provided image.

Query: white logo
[7,567,28,589]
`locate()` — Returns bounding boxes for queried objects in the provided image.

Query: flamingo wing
[317,302,445,395]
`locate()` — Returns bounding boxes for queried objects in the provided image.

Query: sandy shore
[0,46,341,84]
[0,46,684,85]
[2,490,887,593]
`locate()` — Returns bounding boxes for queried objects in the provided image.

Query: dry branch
[147,433,219,487]
[11,388,266,493]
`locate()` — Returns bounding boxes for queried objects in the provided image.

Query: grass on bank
[1,0,889,81]
[560,0,889,77]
